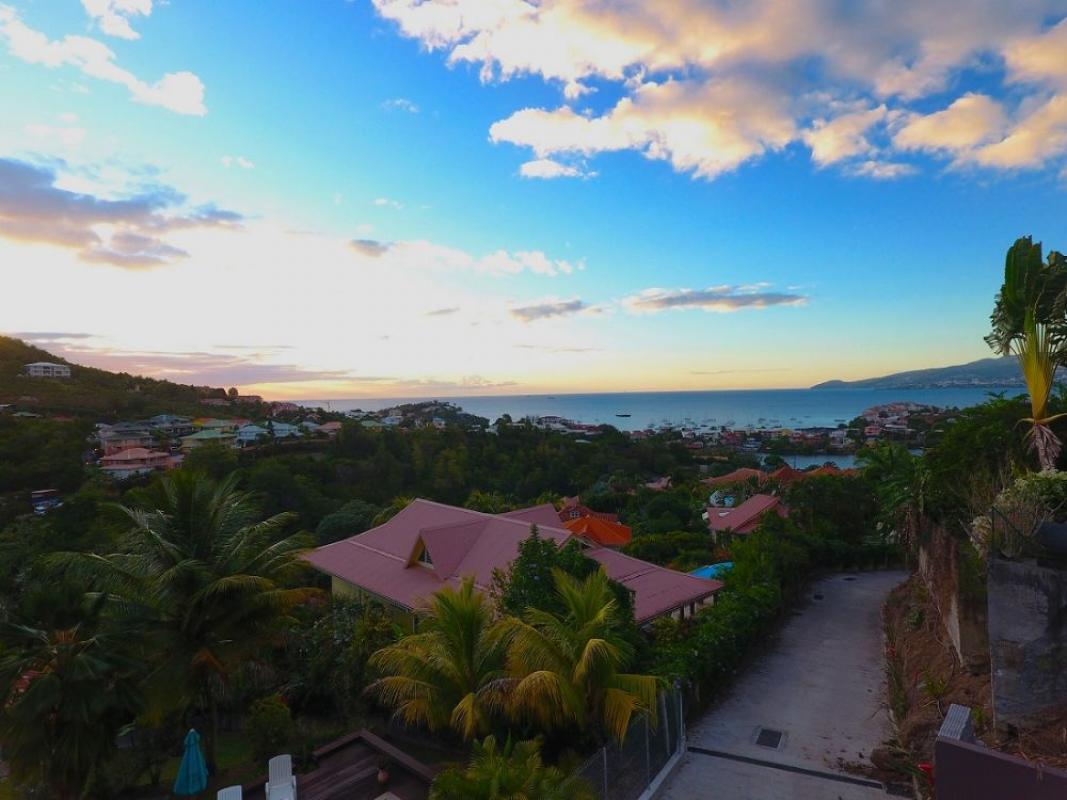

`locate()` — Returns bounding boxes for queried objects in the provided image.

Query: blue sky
[1,0,1066,398]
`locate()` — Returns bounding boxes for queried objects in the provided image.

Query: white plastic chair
[217,786,243,800]
[266,754,298,800]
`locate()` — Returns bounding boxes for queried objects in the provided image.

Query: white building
[24,362,71,378]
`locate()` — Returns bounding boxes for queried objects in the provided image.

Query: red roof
[769,465,804,483]
[805,465,859,478]
[703,468,766,487]
[563,516,632,547]
[706,493,787,535]
[304,499,718,623]
[558,496,620,524]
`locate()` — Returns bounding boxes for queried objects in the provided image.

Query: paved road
[660,570,907,800]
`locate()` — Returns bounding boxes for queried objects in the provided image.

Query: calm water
[300,387,1023,433]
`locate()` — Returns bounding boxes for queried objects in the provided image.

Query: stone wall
[987,557,1067,727]
[917,526,989,672]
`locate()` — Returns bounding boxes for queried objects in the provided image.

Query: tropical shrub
[247,695,295,762]
[970,469,1067,557]
[430,735,594,800]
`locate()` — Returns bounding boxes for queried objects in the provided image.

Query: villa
[558,495,621,524]
[98,423,157,455]
[705,493,788,540]
[318,421,343,437]
[23,361,71,378]
[181,429,235,450]
[234,424,270,447]
[304,499,721,628]
[100,448,182,478]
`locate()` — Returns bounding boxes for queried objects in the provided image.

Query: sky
[1,0,1066,400]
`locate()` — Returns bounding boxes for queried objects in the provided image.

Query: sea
[300,387,1024,436]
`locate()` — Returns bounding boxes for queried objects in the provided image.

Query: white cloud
[221,155,255,169]
[372,0,1067,180]
[381,97,419,113]
[81,0,152,41]
[622,285,808,313]
[518,158,592,179]
[803,105,887,166]
[975,93,1067,168]
[510,298,589,322]
[0,4,205,115]
[25,117,87,149]
[349,238,581,276]
[1004,18,1067,86]
[895,91,1067,170]
[895,93,1009,155]
[373,197,403,209]
[848,160,916,179]
[492,77,796,180]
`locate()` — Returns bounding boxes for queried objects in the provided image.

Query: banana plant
[1014,310,1066,470]
[987,237,1067,471]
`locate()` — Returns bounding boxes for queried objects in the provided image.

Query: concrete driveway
[660,570,907,800]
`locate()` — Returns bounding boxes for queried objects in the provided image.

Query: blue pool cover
[690,562,733,580]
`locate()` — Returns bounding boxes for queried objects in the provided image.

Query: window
[417,544,433,567]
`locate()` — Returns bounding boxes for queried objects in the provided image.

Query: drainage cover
[755,728,784,749]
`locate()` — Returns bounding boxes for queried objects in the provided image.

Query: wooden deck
[243,730,434,800]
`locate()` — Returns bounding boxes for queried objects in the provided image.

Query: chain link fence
[576,689,684,800]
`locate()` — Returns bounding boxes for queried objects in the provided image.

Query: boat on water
[615,413,632,417]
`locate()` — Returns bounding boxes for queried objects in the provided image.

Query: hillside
[812,356,1028,389]
[0,336,233,419]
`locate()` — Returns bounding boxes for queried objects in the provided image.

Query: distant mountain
[812,356,1029,390]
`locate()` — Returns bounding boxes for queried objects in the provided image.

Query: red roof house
[706,493,788,536]
[768,465,804,483]
[304,499,719,625]
[563,515,632,547]
[702,468,766,487]
[558,496,621,524]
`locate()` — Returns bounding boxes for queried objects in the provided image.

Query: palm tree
[52,470,315,767]
[430,735,594,800]
[0,596,142,799]
[986,236,1067,470]
[367,576,506,740]
[496,569,661,744]
[858,443,926,535]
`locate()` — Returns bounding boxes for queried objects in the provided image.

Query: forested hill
[812,356,1027,389]
[0,335,228,418]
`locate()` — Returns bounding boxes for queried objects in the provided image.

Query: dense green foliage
[247,695,295,762]
[48,472,316,767]
[430,735,594,800]
[491,527,598,617]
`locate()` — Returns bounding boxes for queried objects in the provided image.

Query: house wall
[987,557,1067,727]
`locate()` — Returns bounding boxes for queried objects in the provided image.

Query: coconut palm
[52,470,315,767]
[986,236,1067,470]
[0,595,142,799]
[367,576,506,740]
[429,735,594,800]
[496,569,661,744]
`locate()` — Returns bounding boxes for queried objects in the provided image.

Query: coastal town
[7,361,952,493]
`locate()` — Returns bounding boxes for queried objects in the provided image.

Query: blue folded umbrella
[174,728,209,796]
